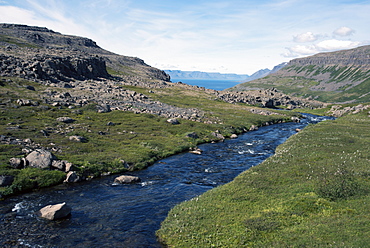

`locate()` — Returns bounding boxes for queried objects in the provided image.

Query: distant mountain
[165,63,287,83]
[165,70,249,81]
[229,46,370,103]
[245,62,288,82]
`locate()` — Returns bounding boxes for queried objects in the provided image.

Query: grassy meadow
[0,77,295,197]
[157,108,370,247]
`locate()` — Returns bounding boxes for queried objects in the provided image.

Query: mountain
[0,23,170,82]
[229,46,370,103]
[165,63,287,82]
[165,70,250,81]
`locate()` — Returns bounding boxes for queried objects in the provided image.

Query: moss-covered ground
[157,108,370,247]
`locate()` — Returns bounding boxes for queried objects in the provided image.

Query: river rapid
[0,114,333,248]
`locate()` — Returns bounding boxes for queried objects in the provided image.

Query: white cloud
[293,32,319,43]
[315,39,361,51]
[333,26,355,37]
[283,39,363,57]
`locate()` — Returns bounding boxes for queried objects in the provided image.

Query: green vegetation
[231,65,370,103]
[0,34,40,48]
[157,109,370,247]
[0,77,295,197]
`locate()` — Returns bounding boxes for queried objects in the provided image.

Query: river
[0,114,333,248]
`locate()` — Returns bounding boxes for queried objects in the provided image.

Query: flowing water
[0,114,334,248]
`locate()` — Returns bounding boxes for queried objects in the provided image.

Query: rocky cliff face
[0,23,170,82]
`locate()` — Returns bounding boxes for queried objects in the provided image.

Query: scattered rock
[249,125,258,131]
[291,116,300,122]
[0,175,14,186]
[167,118,180,125]
[189,147,202,155]
[51,160,67,170]
[26,149,56,169]
[9,157,27,169]
[68,135,87,142]
[114,175,141,184]
[230,134,238,139]
[185,132,199,139]
[64,171,80,183]
[107,121,115,126]
[97,104,111,113]
[295,128,302,132]
[211,131,225,141]
[37,202,71,220]
[56,117,76,123]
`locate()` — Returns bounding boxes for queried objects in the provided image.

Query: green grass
[157,109,370,247]
[230,65,370,103]
[0,34,40,48]
[0,77,295,197]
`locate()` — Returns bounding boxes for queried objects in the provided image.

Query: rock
[107,121,115,126]
[9,157,27,169]
[295,128,302,132]
[64,162,75,172]
[185,132,199,139]
[0,175,14,186]
[211,131,225,141]
[38,202,71,220]
[26,149,56,169]
[51,160,67,170]
[25,85,35,91]
[291,116,300,122]
[167,118,180,125]
[68,135,87,142]
[56,117,76,123]
[64,171,80,183]
[97,104,111,113]
[249,125,258,131]
[189,147,202,155]
[114,175,141,184]
[230,134,238,139]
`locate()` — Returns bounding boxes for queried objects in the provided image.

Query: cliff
[0,23,170,82]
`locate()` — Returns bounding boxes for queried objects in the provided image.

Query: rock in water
[114,175,141,184]
[38,202,71,220]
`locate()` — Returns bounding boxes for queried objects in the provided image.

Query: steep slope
[229,46,370,103]
[0,23,170,82]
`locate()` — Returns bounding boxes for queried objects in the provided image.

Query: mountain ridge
[165,62,287,82]
[229,45,370,103]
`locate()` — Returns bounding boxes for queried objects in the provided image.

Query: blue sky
[1,0,369,74]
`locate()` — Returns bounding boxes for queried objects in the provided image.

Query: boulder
[9,157,27,169]
[56,117,76,123]
[249,125,258,131]
[114,175,141,184]
[211,131,225,141]
[97,104,111,113]
[26,149,56,169]
[38,202,71,220]
[167,118,180,125]
[51,160,66,171]
[69,135,87,142]
[0,175,14,186]
[185,132,199,139]
[64,171,80,183]
[189,147,202,155]
[230,134,238,139]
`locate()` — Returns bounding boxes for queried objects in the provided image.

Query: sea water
[171,79,242,91]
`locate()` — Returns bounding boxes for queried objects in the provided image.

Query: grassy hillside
[229,46,370,104]
[0,76,297,197]
[157,108,370,247]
